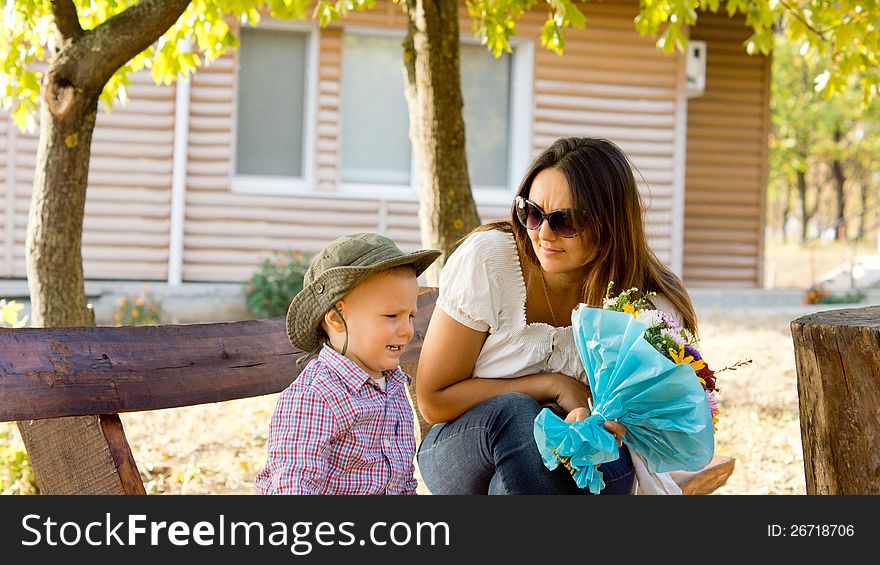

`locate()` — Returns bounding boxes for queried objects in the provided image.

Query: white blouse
[436,228,684,495]
[437,229,586,383]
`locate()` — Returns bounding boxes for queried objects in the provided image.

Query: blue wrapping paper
[533,306,715,494]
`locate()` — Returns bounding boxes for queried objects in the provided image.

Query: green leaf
[561,0,586,30]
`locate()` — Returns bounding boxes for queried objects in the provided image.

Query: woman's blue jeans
[417,392,634,495]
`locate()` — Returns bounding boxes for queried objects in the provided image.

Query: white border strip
[5,120,16,277]
[508,36,534,193]
[167,71,191,285]
[671,43,689,277]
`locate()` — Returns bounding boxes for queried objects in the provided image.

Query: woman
[415,137,698,495]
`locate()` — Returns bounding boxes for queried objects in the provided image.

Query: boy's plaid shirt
[254,345,418,495]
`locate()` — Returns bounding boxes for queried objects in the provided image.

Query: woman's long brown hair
[472,137,698,334]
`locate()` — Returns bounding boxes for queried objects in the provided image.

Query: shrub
[804,285,830,304]
[244,250,311,318]
[820,290,867,304]
[113,289,163,326]
[804,285,866,305]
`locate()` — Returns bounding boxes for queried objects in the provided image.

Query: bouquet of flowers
[601,284,720,428]
[533,284,721,494]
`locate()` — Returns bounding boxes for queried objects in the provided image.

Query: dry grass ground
[695,310,805,494]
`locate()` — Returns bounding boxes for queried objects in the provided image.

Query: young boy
[254,233,440,495]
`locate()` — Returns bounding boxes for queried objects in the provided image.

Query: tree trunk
[831,127,846,240]
[791,306,880,494]
[797,169,810,243]
[26,81,97,328]
[402,0,481,285]
[781,182,791,244]
[17,0,190,494]
[856,174,868,241]
[20,81,145,494]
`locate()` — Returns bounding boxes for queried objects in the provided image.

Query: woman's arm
[415,308,591,424]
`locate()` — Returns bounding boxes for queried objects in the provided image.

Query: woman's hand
[545,372,592,413]
[564,407,627,447]
[564,407,590,423]
[604,421,627,447]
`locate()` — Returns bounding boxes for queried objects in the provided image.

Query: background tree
[2,0,879,493]
[849,115,880,242]
[769,36,820,243]
[400,0,478,284]
[768,22,880,245]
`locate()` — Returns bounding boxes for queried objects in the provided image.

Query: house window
[234,26,314,193]
[340,31,527,197]
[340,34,411,185]
[460,43,510,190]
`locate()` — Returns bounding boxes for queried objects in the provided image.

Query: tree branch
[776,0,851,39]
[51,0,84,40]
[80,0,192,90]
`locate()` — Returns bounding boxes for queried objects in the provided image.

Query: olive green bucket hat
[286,233,441,354]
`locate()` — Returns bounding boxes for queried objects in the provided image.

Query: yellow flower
[135,298,143,306]
[622,303,641,318]
[132,310,140,318]
[668,345,706,372]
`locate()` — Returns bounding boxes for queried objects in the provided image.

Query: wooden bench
[0,287,733,495]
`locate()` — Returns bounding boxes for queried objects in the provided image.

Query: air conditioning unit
[686,40,707,98]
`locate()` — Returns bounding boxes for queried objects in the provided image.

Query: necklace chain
[539,271,559,326]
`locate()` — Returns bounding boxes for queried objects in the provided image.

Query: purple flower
[684,344,701,361]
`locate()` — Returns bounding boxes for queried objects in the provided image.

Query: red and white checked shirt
[254,345,418,495]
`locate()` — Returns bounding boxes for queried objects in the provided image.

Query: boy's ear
[323,301,346,333]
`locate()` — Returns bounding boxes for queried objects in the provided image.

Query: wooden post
[13,302,145,495]
[791,306,880,494]
[18,415,145,495]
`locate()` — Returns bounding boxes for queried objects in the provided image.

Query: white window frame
[230,20,319,196]
[338,27,534,207]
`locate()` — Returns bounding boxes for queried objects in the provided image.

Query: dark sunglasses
[514,196,579,238]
